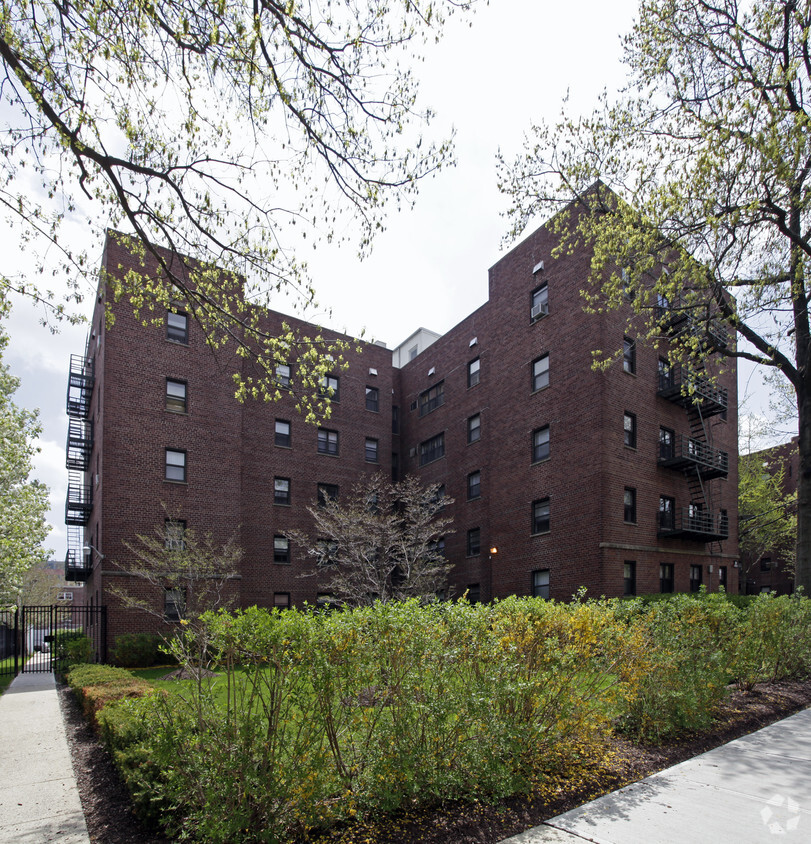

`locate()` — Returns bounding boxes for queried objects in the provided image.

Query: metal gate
[0,605,107,678]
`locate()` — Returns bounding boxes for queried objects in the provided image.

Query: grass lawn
[0,657,17,695]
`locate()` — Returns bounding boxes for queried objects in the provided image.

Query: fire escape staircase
[64,352,94,582]
[657,361,729,544]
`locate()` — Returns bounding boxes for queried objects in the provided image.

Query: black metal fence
[0,605,107,678]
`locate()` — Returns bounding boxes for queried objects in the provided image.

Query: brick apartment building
[64,212,739,647]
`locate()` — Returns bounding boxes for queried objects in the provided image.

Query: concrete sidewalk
[501,706,811,843]
[0,657,89,843]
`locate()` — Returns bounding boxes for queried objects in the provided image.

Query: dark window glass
[467,413,481,443]
[166,312,188,343]
[624,487,637,523]
[466,583,481,603]
[531,283,548,321]
[624,412,637,448]
[318,428,339,455]
[659,495,675,531]
[165,519,186,551]
[419,382,445,416]
[275,419,291,447]
[166,379,187,412]
[532,498,550,534]
[467,528,481,556]
[274,536,290,564]
[366,386,379,412]
[532,354,549,391]
[660,563,674,593]
[659,427,675,460]
[365,438,378,462]
[719,566,728,588]
[165,449,186,482]
[532,426,550,462]
[690,564,702,592]
[419,433,445,466]
[273,593,291,609]
[658,357,673,390]
[623,336,636,374]
[468,357,480,387]
[164,588,185,621]
[274,477,290,505]
[532,568,550,599]
[624,561,636,596]
[468,470,481,500]
[276,363,291,389]
[317,483,339,507]
[392,405,399,434]
[320,375,340,402]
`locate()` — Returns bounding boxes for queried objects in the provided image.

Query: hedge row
[73,591,811,843]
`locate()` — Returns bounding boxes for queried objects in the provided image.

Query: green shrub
[66,663,157,725]
[52,631,93,674]
[112,633,167,668]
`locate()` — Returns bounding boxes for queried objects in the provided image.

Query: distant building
[739,439,797,595]
[65,205,739,650]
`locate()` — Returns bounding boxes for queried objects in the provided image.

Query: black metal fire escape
[656,311,730,547]
[64,353,94,582]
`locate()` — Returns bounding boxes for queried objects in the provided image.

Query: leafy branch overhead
[498,0,811,594]
[289,473,454,607]
[0,0,471,401]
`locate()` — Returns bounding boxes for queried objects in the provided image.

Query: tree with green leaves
[0,0,471,415]
[290,473,454,607]
[739,446,797,589]
[0,295,50,604]
[498,0,811,593]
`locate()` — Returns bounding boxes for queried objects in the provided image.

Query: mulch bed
[58,677,811,844]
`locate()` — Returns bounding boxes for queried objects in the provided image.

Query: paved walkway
[0,656,89,843]
[501,706,811,843]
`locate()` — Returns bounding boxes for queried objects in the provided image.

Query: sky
[1,0,787,557]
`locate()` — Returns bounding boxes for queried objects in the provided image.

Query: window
[468,357,480,387]
[320,374,340,402]
[273,593,291,609]
[532,354,549,391]
[660,563,674,593]
[468,470,481,500]
[688,502,705,530]
[659,427,675,460]
[467,528,481,556]
[317,483,339,507]
[623,336,636,374]
[761,557,772,571]
[316,539,338,566]
[275,419,291,448]
[658,357,673,390]
[366,386,379,412]
[532,425,550,462]
[531,282,549,321]
[432,537,446,557]
[532,498,551,534]
[624,561,636,597]
[165,519,186,550]
[409,345,418,361]
[419,382,445,416]
[719,566,728,589]
[419,433,445,466]
[624,487,637,523]
[318,428,339,455]
[164,588,185,621]
[690,564,702,592]
[275,363,291,389]
[274,477,290,506]
[165,449,186,482]
[57,591,74,602]
[466,583,481,603]
[365,438,378,463]
[720,508,729,537]
[659,495,675,531]
[274,536,290,564]
[166,311,188,343]
[467,413,481,444]
[392,405,399,434]
[532,569,550,599]
[166,379,187,413]
[623,412,637,448]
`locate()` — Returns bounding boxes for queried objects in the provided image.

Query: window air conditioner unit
[531,302,548,320]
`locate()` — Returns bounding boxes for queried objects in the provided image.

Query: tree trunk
[796,387,811,594]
